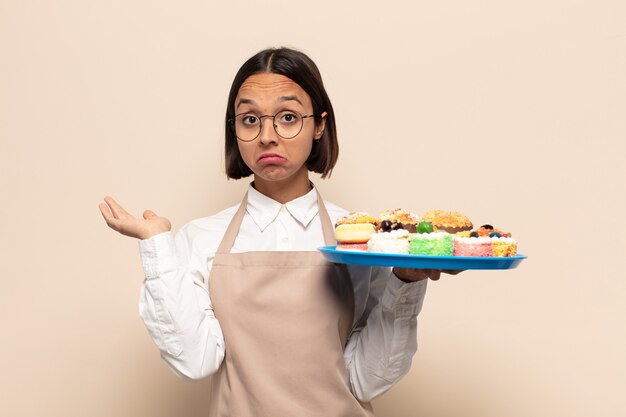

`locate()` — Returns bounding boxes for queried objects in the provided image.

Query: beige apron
[208,191,374,417]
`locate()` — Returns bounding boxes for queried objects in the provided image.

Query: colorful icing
[409,232,454,256]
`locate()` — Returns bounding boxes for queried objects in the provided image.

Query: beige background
[1,1,625,416]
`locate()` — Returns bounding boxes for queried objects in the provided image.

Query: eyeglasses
[230,110,315,142]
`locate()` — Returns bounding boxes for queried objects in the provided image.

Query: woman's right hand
[98,196,172,240]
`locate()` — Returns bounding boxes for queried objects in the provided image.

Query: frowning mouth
[257,153,286,165]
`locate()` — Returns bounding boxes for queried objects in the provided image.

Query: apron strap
[316,191,336,247]
[215,193,248,255]
[216,187,336,254]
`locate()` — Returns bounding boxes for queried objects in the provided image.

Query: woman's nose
[258,116,279,145]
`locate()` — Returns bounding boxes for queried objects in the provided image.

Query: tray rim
[318,246,527,270]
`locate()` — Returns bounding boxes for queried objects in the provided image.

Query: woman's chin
[253,164,310,185]
[253,166,291,182]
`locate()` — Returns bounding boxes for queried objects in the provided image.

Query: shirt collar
[246,183,320,231]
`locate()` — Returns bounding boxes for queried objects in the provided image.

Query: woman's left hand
[392,268,464,282]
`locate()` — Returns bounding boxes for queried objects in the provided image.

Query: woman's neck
[252,168,312,204]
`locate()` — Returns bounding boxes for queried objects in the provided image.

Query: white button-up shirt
[138,184,427,402]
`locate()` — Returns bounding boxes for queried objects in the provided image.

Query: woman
[99,47,454,416]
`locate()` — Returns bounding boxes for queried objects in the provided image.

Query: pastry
[335,211,377,226]
[421,210,473,234]
[377,208,420,233]
[468,225,516,257]
[409,232,454,256]
[367,229,410,254]
[334,223,376,244]
[334,212,376,251]
[491,236,518,257]
[473,224,512,238]
[335,242,369,252]
[453,236,493,257]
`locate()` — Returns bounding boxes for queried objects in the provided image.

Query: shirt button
[400,296,408,303]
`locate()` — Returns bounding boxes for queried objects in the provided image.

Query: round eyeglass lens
[234,111,305,141]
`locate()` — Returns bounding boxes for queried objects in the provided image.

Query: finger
[104,196,131,219]
[394,268,429,281]
[143,210,157,220]
[98,202,121,231]
[429,270,441,281]
[99,202,116,224]
[442,269,465,275]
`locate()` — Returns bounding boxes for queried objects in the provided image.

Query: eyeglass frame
[228,110,316,142]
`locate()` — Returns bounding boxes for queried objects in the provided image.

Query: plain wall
[1,1,625,416]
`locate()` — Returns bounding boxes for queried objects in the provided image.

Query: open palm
[99,196,171,240]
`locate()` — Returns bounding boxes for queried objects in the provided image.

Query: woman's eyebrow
[236,95,303,110]
[236,98,255,109]
[278,95,303,105]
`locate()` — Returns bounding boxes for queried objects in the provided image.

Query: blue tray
[318,246,527,270]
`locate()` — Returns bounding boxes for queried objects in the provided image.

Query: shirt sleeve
[343,267,427,402]
[137,228,225,380]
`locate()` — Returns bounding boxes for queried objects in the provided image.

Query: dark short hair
[224,47,338,179]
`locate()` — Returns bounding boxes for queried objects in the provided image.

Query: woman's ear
[314,112,327,140]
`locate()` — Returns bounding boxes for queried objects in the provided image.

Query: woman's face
[234,73,326,187]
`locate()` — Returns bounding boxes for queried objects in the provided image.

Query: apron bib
[208,191,374,417]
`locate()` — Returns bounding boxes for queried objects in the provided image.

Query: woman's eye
[242,115,258,125]
[279,112,299,124]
